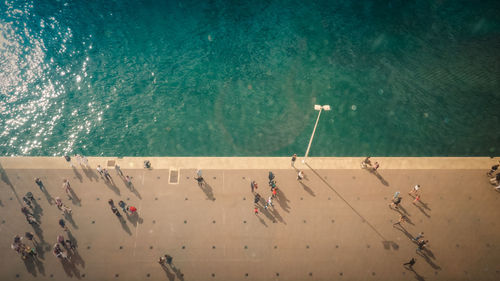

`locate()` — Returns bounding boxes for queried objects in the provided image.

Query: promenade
[1,157,499,281]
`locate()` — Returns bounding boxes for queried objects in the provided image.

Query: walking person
[64,155,74,167]
[297,170,304,181]
[254,193,261,204]
[409,184,420,195]
[268,171,275,183]
[389,196,402,209]
[103,169,112,181]
[128,206,137,214]
[195,172,204,186]
[96,165,104,177]
[118,200,127,212]
[34,177,44,190]
[373,162,380,171]
[57,234,67,248]
[62,179,72,200]
[59,219,68,231]
[361,156,371,168]
[25,232,36,244]
[125,175,132,186]
[403,258,416,268]
[272,187,277,198]
[416,240,429,251]
[81,155,89,167]
[115,164,123,177]
[291,154,297,167]
[270,180,276,191]
[74,154,82,166]
[412,194,421,204]
[254,207,259,215]
[250,181,257,193]
[265,196,273,209]
[487,161,500,177]
[413,232,424,242]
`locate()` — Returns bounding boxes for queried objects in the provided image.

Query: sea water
[1,0,499,156]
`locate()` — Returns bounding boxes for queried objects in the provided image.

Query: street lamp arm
[303,108,323,162]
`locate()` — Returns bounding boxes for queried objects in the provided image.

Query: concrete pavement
[1,157,500,281]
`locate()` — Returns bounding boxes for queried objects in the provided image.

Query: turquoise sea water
[1,0,499,157]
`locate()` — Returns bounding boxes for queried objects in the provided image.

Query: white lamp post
[302,104,331,163]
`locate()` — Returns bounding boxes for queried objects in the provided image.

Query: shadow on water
[71,166,83,183]
[299,181,316,196]
[199,181,216,201]
[276,189,291,213]
[0,162,22,204]
[305,163,387,242]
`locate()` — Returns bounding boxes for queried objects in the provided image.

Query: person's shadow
[69,189,81,206]
[299,181,315,197]
[276,189,291,213]
[405,266,426,281]
[23,256,38,276]
[161,264,176,281]
[368,168,390,186]
[81,166,99,181]
[71,166,83,183]
[198,179,215,201]
[104,180,121,196]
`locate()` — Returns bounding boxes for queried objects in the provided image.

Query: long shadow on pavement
[417,250,441,270]
[72,166,83,183]
[60,258,81,278]
[81,165,99,182]
[120,176,142,199]
[23,256,38,276]
[364,168,390,186]
[115,213,132,235]
[69,188,81,206]
[104,179,121,196]
[276,189,291,213]
[0,162,22,204]
[299,181,316,197]
[161,264,176,281]
[305,163,389,245]
[406,267,426,281]
[64,211,78,229]
[199,181,216,201]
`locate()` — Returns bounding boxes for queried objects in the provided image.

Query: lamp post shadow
[304,162,387,242]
